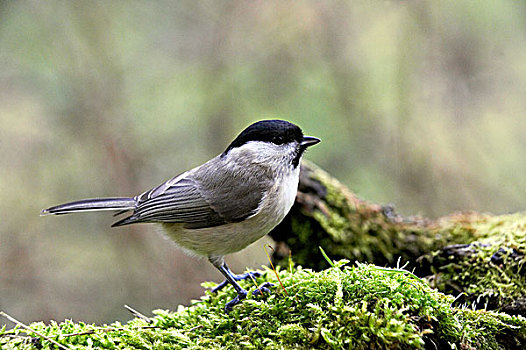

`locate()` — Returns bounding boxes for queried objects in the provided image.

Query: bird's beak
[301,136,321,148]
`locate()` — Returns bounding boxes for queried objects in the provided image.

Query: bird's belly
[161,167,299,257]
[162,207,287,257]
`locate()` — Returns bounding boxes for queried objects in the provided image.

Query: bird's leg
[210,265,263,293]
[209,256,249,312]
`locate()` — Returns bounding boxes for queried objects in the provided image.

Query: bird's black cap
[223,120,304,154]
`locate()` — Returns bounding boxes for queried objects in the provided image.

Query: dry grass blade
[265,244,298,302]
[124,305,152,323]
[0,311,70,350]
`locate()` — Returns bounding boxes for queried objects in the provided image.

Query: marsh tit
[42,120,320,312]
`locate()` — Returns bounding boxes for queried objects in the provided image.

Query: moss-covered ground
[2,261,525,349]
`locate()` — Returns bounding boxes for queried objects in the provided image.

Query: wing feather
[114,156,269,229]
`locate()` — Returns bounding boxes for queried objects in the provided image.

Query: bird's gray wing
[114,158,268,229]
[189,156,272,223]
[113,177,224,228]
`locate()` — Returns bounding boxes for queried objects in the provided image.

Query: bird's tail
[41,197,136,216]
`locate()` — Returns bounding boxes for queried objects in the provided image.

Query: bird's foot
[224,283,275,313]
[251,282,275,297]
[211,271,262,293]
[225,289,248,313]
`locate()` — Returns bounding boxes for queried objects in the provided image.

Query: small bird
[42,120,320,312]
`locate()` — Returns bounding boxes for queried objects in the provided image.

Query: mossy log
[2,264,525,349]
[269,161,526,315]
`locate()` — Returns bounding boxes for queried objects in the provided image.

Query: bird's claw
[224,283,275,313]
[224,289,248,313]
[252,282,275,297]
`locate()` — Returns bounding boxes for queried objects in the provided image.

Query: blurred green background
[1,1,525,325]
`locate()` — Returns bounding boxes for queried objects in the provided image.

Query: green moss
[423,214,526,311]
[2,262,524,349]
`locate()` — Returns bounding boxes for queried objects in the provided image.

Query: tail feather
[41,197,136,216]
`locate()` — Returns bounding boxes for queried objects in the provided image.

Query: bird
[42,119,320,312]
